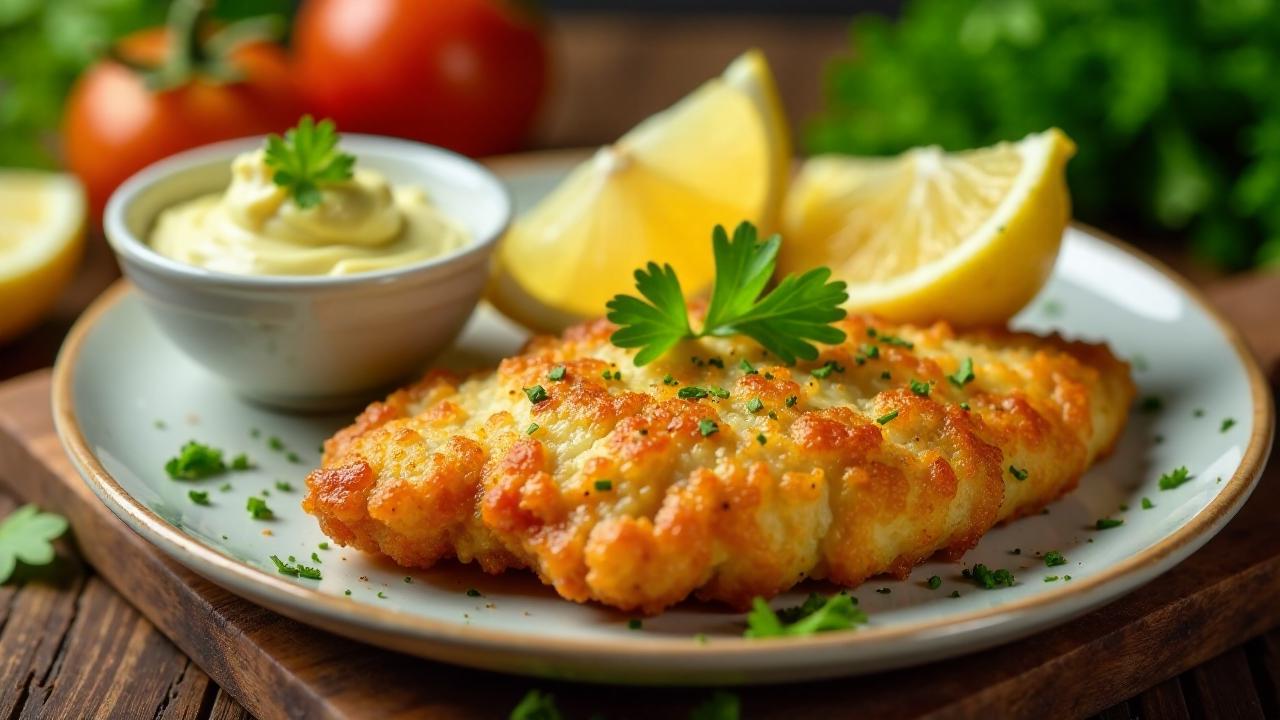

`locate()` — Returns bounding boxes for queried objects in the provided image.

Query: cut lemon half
[0,171,86,343]
[781,129,1075,326]
[491,49,790,332]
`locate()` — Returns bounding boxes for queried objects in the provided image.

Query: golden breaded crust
[304,315,1134,613]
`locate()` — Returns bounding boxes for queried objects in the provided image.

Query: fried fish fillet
[304,314,1133,613]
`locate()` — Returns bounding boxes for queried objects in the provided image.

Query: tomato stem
[136,0,280,91]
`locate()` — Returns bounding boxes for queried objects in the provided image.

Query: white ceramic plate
[53,157,1273,685]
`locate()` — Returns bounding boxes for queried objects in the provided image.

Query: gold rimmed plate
[52,154,1273,685]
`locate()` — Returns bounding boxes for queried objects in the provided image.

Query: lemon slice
[0,171,86,343]
[491,49,790,332]
[781,129,1076,326]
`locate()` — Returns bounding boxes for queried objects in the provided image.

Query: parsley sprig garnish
[264,115,356,209]
[607,222,848,365]
[0,505,68,583]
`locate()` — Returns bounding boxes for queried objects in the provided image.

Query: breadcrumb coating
[304,314,1133,613]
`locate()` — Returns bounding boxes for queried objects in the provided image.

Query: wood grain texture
[1135,678,1191,720]
[1185,648,1266,720]
[0,488,235,720]
[0,273,1276,720]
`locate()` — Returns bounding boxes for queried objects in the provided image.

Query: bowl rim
[103,133,513,290]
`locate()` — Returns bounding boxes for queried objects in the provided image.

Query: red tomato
[63,28,302,222]
[293,0,549,157]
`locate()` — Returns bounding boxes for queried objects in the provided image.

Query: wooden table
[1,236,1278,720]
[2,13,1280,719]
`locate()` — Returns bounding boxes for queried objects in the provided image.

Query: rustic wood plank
[207,690,253,720]
[153,660,216,720]
[15,577,213,720]
[1185,647,1266,720]
[1134,678,1191,720]
[1248,632,1280,718]
[0,498,84,720]
[1093,702,1132,720]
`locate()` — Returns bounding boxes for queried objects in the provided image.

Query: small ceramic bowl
[104,135,512,410]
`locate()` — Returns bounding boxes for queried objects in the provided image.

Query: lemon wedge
[780,129,1075,326]
[491,50,790,332]
[0,171,86,343]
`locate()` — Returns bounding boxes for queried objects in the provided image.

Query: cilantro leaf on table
[264,115,355,209]
[744,592,867,638]
[607,222,848,365]
[0,505,69,583]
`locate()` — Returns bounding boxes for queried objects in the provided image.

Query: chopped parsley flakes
[1158,466,1192,491]
[876,410,900,425]
[1044,550,1066,567]
[1096,517,1124,530]
[678,386,711,399]
[270,554,321,580]
[948,357,975,387]
[1220,417,1236,433]
[811,360,844,379]
[594,479,613,491]
[525,422,539,435]
[663,374,678,386]
[699,419,720,437]
[274,480,293,492]
[744,592,867,638]
[927,575,942,589]
[746,397,764,413]
[909,378,931,397]
[1141,497,1155,510]
[164,441,227,480]
[879,334,914,349]
[246,496,273,520]
[466,588,482,597]
[962,564,1015,589]
[548,365,566,381]
[187,490,210,506]
[230,453,252,471]
[628,619,642,630]
[1138,396,1163,413]
[523,385,549,404]
[739,358,757,374]
[785,395,798,408]
[1008,465,1029,481]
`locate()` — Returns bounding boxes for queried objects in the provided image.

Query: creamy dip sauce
[150,150,468,276]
